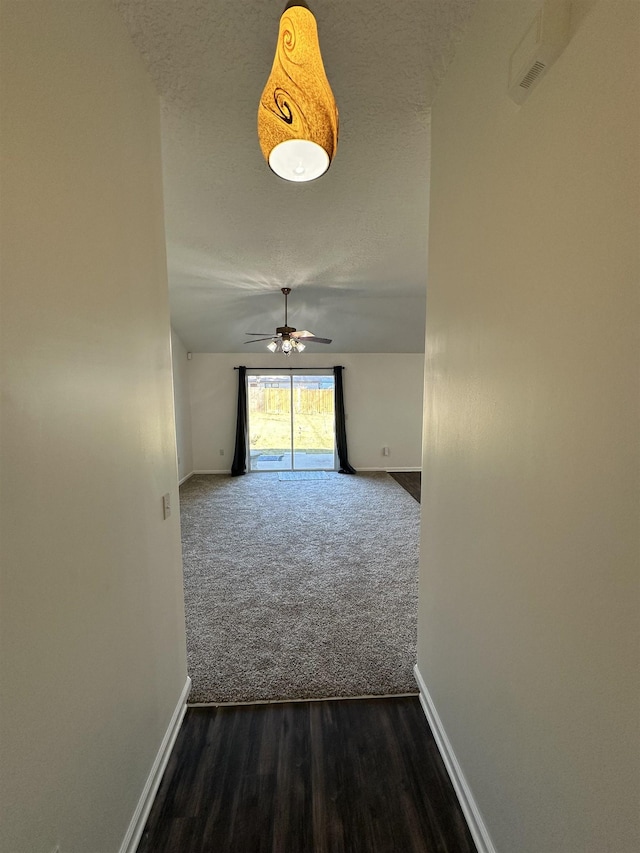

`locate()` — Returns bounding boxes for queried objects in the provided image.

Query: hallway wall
[417,1,639,851]
[0,3,188,851]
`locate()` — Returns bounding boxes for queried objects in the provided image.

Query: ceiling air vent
[520,60,547,90]
[508,0,570,105]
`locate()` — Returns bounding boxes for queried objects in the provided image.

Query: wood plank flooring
[388,471,421,503]
[137,696,476,853]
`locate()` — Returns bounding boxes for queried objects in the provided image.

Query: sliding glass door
[291,374,335,469]
[247,372,336,471]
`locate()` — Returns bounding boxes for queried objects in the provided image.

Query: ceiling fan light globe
[267,340,278,352]
[281,339,293,354]
[295,340,306,352]
[268,140,330,183]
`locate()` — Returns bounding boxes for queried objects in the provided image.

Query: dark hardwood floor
[388,471,421,503]
[137,696,475,853]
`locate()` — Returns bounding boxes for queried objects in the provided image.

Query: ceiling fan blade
[298,335,332,344]
[244,290,331,347]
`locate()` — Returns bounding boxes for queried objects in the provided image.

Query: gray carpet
[277,470,329,481]
[180,472,420,704]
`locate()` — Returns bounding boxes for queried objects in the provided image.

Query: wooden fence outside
[249,387,334,416]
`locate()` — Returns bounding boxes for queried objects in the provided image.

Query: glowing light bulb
[282,339,292,354]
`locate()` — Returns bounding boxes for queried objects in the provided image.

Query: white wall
[418,2,639,852]
[171,329,194,481]
[0,3,188,852]
[189,353,424,472]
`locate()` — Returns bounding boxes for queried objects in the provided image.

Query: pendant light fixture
[258,1,338,182]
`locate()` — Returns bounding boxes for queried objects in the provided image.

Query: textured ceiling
[113,0,478,352]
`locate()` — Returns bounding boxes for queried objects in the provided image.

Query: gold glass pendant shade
[258,2,338,182]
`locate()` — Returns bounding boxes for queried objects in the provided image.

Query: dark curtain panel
[231,366,247,476]
[334,366,356,474]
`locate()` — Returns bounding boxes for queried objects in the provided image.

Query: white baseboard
[179,472,195,485]
[193,469,229,475]
[413,665,496,853]
[119,676,192,853]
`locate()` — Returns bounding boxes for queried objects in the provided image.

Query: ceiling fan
[245,287,332,354]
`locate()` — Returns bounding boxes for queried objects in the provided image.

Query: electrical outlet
[382,446,390,457]
[162,493,171,519]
